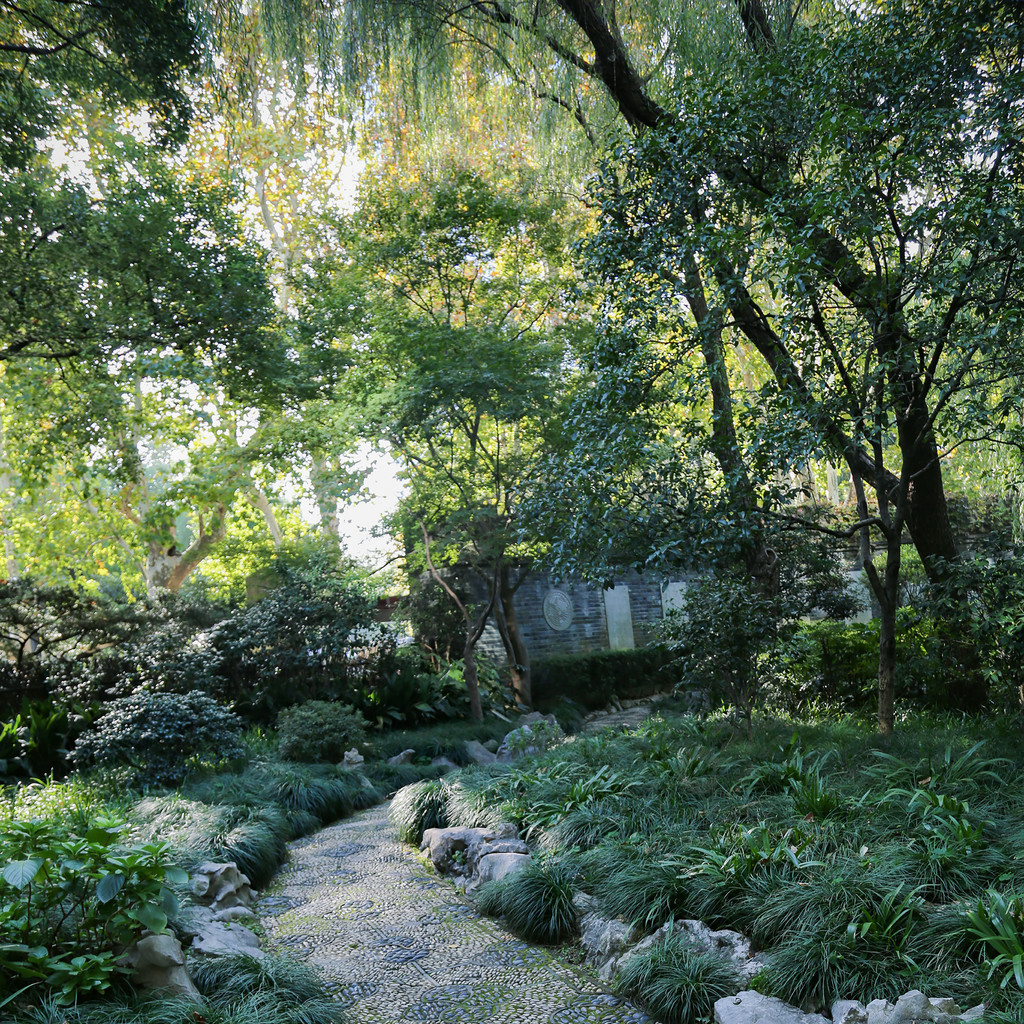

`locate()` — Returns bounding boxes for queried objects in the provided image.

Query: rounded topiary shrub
[276,700,367,763]
[71,690,245,787]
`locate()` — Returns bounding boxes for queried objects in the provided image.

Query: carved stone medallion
[542,589,574,631]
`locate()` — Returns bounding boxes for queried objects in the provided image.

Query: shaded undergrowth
[392,712,1024,1020]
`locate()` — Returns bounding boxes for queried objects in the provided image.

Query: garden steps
[259,803,653,1023]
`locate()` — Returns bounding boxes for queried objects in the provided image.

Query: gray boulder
[191,862,253,910]
[579,912,640,982]
[121,933,201,1000]
[471,851,532,889]
[714,991,829,1024]
[832,1001,868,1024]
[496,713,563,761]
[420,824,524,876]
[191,921,265,959]
[387,748,415,765]
[464,740,497,765]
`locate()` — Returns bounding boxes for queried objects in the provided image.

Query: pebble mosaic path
[259,804,654,1024]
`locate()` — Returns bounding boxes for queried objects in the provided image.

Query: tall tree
[302,165,577,714]
[0,0,200,166]
[0,150,292,594]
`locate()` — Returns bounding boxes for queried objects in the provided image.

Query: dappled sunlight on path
[260,804,653,1024]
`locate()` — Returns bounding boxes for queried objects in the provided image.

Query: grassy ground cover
[0,722,467,1020]
[391,710,1024,1023]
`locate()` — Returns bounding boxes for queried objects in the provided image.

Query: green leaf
[163,865,189,886]
[134,903,168,933]
[96,872,125,904]
[85,826,122,846]
[2,860,42,889]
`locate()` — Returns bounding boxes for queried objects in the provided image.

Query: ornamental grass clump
[39,954,348,1024]
[615,932,740,1024]
[474,860,579,944]
[389,778,449,844]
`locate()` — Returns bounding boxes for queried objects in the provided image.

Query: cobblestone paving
[260,805,654,1024]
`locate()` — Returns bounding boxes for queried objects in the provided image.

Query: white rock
[464,740,497,765]
[832,1000,868,1024]
[387,749,415,765]
[892,991,930,1023]
[496,713,563,761]
[928,998,960,1015]
[190,862,253,910]
[677,918,751,962]
[960,1005,985,1021]
[342,748,364,767]
[191,921,265,959]
[121,933,201,999]
[213,905,257,924]
[866,998,895,1024]
[579,912,639,981]
[471,852,532,888]
[175,904,217,937]
[713,991,829,1024]
[420,825,523,875]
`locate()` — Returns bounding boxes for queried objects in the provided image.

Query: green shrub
[474,861,579,944]
[531,647,676,711]
[368,717,509,765]
[71,690,245,787]
[662,574,787,732]
[615,932,740,1024]
[0,816,186,1005]
[276,701,367,763]
[189,953,326,1002]
[774,615,948,715]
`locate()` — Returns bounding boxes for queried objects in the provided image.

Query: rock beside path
[715,991,830,1024]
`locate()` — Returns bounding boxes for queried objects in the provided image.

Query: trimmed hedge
[531,647,676,711]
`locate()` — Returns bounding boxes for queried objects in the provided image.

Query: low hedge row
[530,646,677,711]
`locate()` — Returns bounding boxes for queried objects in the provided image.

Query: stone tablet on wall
[604,586,635,650]
[542,589,575,631]
[661,581,687,615]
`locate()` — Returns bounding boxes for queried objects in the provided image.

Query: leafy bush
[929,555,1024,727]
[662,574,786,731]
[71,690,245,787]
[774,614,949,715]
[530,647,676,711]
[369,717,510,764]
[0,816,186,1005]
[615,932,740,1024]
[474,860,579,944]
[276,701,367,763]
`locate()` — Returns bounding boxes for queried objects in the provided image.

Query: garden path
[258,803,653,1024]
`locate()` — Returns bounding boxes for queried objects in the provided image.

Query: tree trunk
[419,521,496,722]
[310,452,342,548]
[898,391,985,711]
[875,538,901,737]
[248,488,284,549]
[683,259,777,592]
[899,394,960,579]
[496,563,532,708]
[144,506,228,596]
[462,633,484,722]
